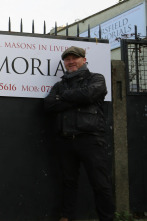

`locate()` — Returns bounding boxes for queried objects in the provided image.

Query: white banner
[0,34,111,101]
[80,2,146,49]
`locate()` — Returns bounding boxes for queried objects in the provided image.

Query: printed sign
[0,34,111,101]
[80,2,146,49]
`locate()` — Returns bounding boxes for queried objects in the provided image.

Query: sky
[0,0,118,34]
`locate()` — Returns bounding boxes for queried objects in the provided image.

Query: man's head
[61,46,86,72]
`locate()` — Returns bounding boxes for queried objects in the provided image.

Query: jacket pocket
[76,107,102,132]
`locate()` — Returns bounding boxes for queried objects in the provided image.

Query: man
[45,46,114,221]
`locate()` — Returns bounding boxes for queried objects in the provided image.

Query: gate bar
[8,17,11,32]
[88,24,90,38]
[66,23,68,36]
[44,21,46,34]
[134,25,140,92]
[77,23,79,37]
[32,20,35,34]
[20,18,23,33]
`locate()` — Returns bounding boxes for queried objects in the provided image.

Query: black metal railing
[7,17,102,38]
[5,18,147,95]
[121,26,147,94]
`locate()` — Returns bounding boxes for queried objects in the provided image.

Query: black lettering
[31,58,44,75]
[101,28,105,35]
[127,24,132,33]
[0,57,10,73]
[118,28,124,36]
[111,31,117,38]
[12,57,29,74]
[123,18,128,26]
[108,25,112,32]
[102,27,109,35]
[115,22,119,29]
[54,60,65,76]
[112,23,115,30]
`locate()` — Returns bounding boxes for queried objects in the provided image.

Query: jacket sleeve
[44,82,75,112]
[61,73,107,104]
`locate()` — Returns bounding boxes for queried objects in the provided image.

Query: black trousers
[57,134,115,221]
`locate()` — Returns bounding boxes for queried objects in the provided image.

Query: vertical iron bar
[135,45,140,92]
[32,20,35,34]
[134,26,140,92]
[99,24,101,39]
[77,23,79,37]
[55,22,57,36]
[66,23,68,36]
[135,25,137,40]
[88,24,90,38]
[8,17,11,32]
[20,18,23,32]
[44,21,46,34]
[121,39,125,61]
[121,39,130,94]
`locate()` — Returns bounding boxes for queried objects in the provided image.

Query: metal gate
[121,39,147,214]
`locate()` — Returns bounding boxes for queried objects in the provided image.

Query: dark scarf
[63,63,88,79]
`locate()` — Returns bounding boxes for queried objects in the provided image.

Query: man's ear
[83,57,87,63]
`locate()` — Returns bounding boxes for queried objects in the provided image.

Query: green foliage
[114,211,134,221]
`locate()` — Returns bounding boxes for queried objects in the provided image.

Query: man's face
[63,54,86,72]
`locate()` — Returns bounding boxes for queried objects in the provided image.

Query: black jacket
[44,69,107,137]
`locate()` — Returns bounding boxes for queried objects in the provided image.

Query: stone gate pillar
[111,60,130,212]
